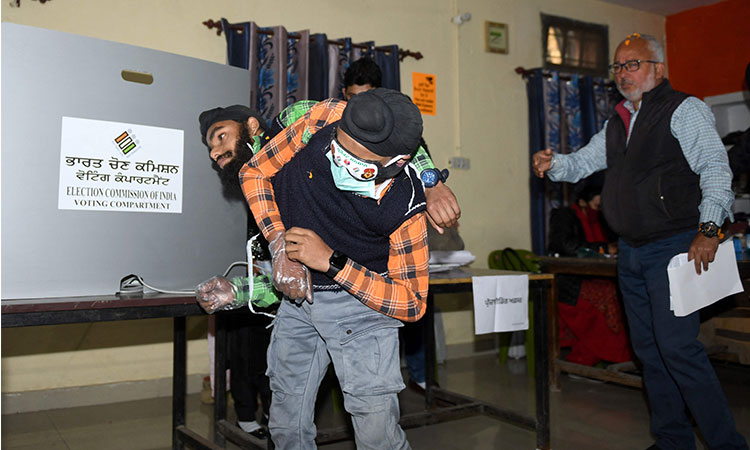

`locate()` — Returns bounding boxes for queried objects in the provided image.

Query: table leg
[173,316,186,450]
[424,291,436,408]
[547,276,561,391]
[534,281,551,450]
[213,313,227,447]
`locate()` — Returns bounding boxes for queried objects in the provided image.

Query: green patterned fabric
[279,100,318,127]
[411,145,435,172]
[231,274,281,308]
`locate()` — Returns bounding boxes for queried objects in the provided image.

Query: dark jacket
[601,79,700,247]
[272,122,426,289]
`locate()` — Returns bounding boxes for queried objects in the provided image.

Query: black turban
[198,105,266,146]
[339,88,423,157]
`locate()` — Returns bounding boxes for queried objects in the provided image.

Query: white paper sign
[472,275,529,335]
[667,239,744,317]
[58,117,184,213]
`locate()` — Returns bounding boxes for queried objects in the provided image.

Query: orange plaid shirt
[239,99,428,322]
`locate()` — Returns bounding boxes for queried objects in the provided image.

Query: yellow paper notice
[412,72,436,116]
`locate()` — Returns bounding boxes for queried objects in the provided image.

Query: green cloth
[411,145,436,172]
[231,275,281,308]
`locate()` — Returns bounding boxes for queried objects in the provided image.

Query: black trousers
[226,310,272,422]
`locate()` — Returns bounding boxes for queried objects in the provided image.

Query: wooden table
[1,294,214,450]
[537,256,643,390]
[539,256,750,390]
[209,268,555,450]
[2,269,558,450]
[423,268,555,450]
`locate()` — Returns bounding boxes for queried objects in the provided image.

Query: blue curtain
[527,69,619,254]
[527,69,547,255]
[376,45,401,91]
[308,33,329,101]
[325,39,382,99]
[220,19,309,124]
[221,18,403,116]
[222,20,251,69]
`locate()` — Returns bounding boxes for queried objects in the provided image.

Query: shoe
[407,379,426,395]
[238,420,268,440]
[249,428,268,440]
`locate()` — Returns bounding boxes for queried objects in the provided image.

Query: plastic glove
[269,231,313,303]
[196,276,238,314]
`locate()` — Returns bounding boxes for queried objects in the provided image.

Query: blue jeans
[265,290,410,450]
[618,230,748,450]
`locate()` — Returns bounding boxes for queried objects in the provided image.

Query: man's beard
[616,71,658,103]
[216,123,255,201]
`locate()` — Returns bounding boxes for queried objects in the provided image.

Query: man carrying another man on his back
[199,88,431,449]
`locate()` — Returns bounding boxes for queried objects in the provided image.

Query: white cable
[127,236,277,320]
[222,261,249,277]
[135,275,195,295]
[129,260,251,295]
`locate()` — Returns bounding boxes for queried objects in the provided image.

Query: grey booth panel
[2,23,252,299]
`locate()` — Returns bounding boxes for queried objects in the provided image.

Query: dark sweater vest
[601,79,699,247]
[271,122,427,289]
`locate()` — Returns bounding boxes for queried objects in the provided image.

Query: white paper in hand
[472,275,529,335]
[667,239,743,317]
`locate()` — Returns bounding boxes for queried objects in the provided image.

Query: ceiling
[596,0,725,16]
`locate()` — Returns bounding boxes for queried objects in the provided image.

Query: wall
[440,0,664,346]
[1,0,664,400]
[666,0,750,99]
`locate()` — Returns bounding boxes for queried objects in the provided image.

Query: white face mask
[330,138,408,182]
[326,150,378,199]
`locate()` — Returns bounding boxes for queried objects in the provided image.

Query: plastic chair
[487,248,540,376]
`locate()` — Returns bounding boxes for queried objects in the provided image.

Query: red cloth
[558,199,632,366]
[559,279,632,365]
[571,203,608,244]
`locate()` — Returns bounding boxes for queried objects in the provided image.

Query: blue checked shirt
[548,96,734,225]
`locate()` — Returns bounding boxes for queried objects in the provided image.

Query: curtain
[376,45,401,91]
[221,19,401,113]
[221,19,310,124]
[526,69,619,254]
[308,33,329,101]
[326,39,379,98]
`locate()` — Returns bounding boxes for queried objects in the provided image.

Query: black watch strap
[326,250,349,278]
[698,221,720,238]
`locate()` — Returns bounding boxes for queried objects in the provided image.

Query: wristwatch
[698,221,720,238]
[420,168,450,188]
[326,250,349,278]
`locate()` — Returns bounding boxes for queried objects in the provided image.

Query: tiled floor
[2,354,748,449]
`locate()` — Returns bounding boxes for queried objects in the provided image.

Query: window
[542,14,609,76]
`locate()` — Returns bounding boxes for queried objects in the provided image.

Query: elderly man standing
[533,34,747,450]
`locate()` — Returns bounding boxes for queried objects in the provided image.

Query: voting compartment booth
[1,23,251,300]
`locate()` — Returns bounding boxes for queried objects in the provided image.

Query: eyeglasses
[608,59,661,74]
